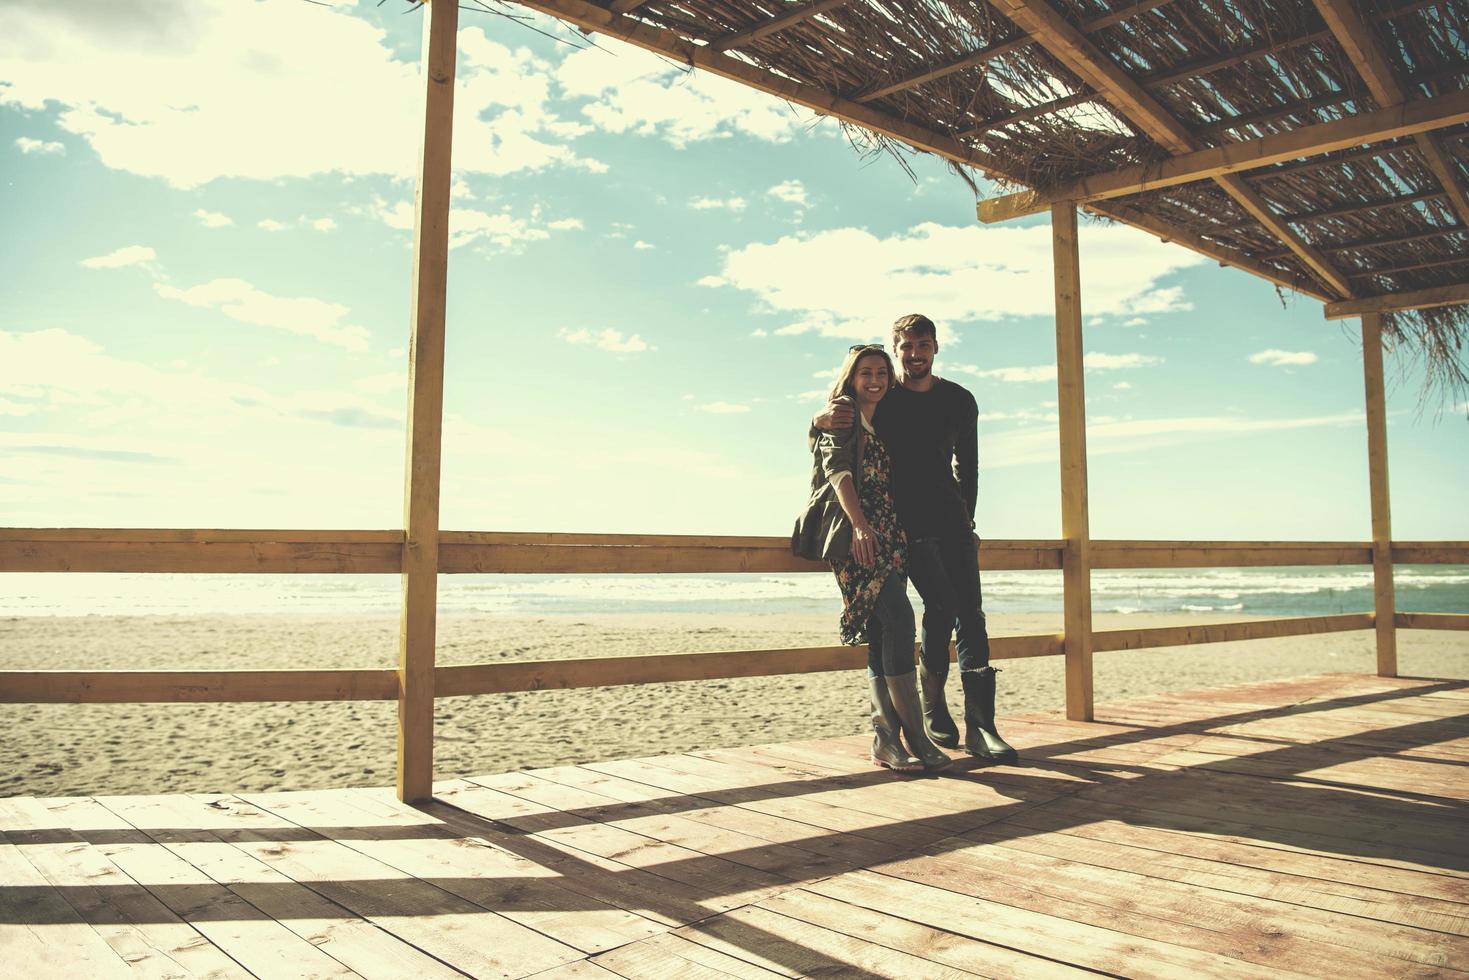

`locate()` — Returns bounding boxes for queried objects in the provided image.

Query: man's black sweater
[873,378,978,540]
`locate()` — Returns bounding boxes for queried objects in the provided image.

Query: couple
[793,314,1017,773]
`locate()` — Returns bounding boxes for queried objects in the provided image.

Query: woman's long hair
[827,344,897,403]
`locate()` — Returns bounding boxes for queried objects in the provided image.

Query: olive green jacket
[790,396,866,562]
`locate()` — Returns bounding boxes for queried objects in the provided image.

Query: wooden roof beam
[976,86,1469,220]
[608,0,650,14]
[854,0,1177,104]
[1324,282,1469,320]
[1264,223,1467,258]
[1312,0,1469,229]
[986,0,1357,298]
[507,0,1007,178]
[1348,253,1469,278]
[706,0,850,53]
[1089,201,1333,302]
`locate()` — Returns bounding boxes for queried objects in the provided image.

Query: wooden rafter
[985,0,1357,298]
[1348,253,1469,278]
[1088,201,1332,302]
[1312,0,1469,230]
[958,0,1443,141]
[1265,223,1467,259]
[504,0,1303,301]
[608,0,650,14]
[1324,281,1469,319]
[977,87,1469,221]
[707,0,849,53]
[854,0,1177,105]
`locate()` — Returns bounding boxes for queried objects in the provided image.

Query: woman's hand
[851,520,878,567]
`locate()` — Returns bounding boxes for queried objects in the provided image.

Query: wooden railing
[2,529,1464,706]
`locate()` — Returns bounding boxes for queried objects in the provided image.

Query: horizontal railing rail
[1,529,1463,706]
[4,529,1467,574]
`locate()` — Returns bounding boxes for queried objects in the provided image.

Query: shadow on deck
[4,672,1466,978]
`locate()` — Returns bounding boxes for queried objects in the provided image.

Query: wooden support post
[1361,313,1397,677]
[1052,202,1094,720]
[398,0,457,804]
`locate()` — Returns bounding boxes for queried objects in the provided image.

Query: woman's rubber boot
[919,662,960,748]
[869,677,922,772]
[885,671,951,770]
[960,666,1019,762]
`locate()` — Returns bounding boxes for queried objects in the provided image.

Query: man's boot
[919,662,960,748]
[869,676,922,771]
[885,671,951,770]
[960,666,1018,762]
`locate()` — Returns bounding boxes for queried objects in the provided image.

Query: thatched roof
[510,0,1468,398]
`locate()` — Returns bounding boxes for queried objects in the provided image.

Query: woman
[792,345,949,772]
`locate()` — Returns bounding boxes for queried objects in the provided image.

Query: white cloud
[153,278,370,351]
[1250,349,1318,367]
[0,5,601,187]
[1123,317,1147,327]
[985,411,1364,468]
[690,196,747,212]
[558,327,652,354]
[366,197,578,252]
[556,43,818,148]
[750,328,768,337]
[194,208,232,228]
[952,352,1160,383]
[717,222,1202,337]
[697,402,750,414]
[307,216,335,232]
[257,219,288,232]
[697,275,727,287]
[15,136,64,154]
[1114,381,1133,390]
[633,240,655,250]
[80,245,156,270]
[767,180,808,206]
[1084,353,1162,370]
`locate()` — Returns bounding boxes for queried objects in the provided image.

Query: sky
[1,0,1465,543]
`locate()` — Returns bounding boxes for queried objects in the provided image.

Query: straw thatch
[511,0,1468,403]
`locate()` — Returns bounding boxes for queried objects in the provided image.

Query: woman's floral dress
[831,431,907,645]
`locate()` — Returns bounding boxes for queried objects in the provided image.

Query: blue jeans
[865,571,916,678]
[907,534,991,674]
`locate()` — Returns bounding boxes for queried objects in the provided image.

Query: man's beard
[904,361,932,380]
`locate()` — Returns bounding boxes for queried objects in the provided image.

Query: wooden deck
[3,672,1466,979]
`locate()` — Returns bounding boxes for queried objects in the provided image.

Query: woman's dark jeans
[864,570,917,678]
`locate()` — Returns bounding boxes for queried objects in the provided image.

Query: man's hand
[852,521,877,567]
[814,399,856,431]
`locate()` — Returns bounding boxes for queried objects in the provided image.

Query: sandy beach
[2,610,1464,798]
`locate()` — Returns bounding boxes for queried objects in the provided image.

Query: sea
[2,567,1466,619]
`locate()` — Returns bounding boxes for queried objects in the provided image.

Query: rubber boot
[885,671,951,770]
[919,662,960,748]
[960,666,1019,762]
[869,676,922,772]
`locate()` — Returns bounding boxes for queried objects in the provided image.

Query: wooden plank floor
[4,672,1467,978]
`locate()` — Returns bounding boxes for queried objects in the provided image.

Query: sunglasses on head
[848,343,884,352]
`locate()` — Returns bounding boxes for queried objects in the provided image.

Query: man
[815,314,1016,761]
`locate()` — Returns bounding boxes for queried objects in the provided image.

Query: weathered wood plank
[99,792,584,977]
[990,814,1469,942]
[1092,613,1374,652]
[436,779,789,912]
[1054,201,1093,722]
[51,796,363,978]
[811,870,1288,978]
[0,669,398,704]
[0,802,134,980]
[0,796,248,979]
[592,931,788,979]
[755,888,1092,979]
[242,786,669,954]
[676,904,981,979]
